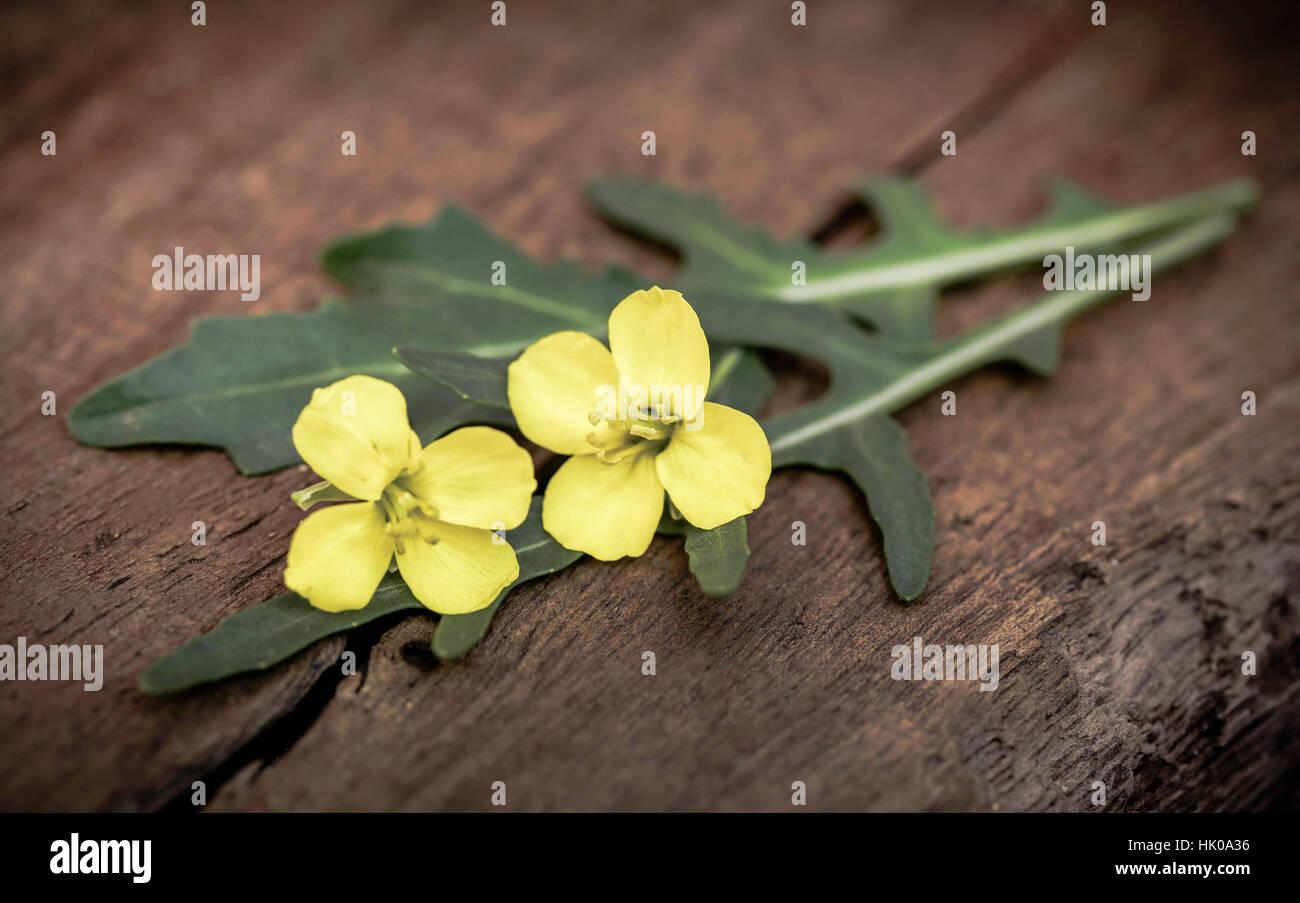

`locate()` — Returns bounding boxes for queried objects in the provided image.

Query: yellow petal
[395,522,519,614]
[543,451,663,560]
[284,502,393,612]
[291,376,420,500]
[398,426,536,530]
[507,331,620,455]
[655,402,771,530]
[608,287,710,422]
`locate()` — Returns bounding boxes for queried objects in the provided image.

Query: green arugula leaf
[392,347,512,410]
[587,176,1258,339]
[138,573,415,694]
[138,498,577,692]
[69,207,636,474]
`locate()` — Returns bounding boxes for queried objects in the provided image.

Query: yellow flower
[507,287,771,560]
[284,375,536,614]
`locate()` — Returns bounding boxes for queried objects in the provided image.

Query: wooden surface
[1,0,1297,812]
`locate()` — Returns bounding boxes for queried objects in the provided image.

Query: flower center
[379,484,442,554]
[585,409,673,465]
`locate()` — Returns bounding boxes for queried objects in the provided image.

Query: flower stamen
[628,422,666,441]
[597,440,650,465]
[379,486,441,546]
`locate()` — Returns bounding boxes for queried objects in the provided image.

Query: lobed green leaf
[138,498,578,692]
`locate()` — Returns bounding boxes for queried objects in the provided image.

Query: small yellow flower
[284,375,536,613]
[508,286,771,560]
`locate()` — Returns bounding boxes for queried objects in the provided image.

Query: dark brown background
[1,0,1296,811]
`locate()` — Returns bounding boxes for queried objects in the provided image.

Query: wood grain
[0,0,1295,812]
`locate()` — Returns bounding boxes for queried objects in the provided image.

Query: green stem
[776,179,1256,302]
